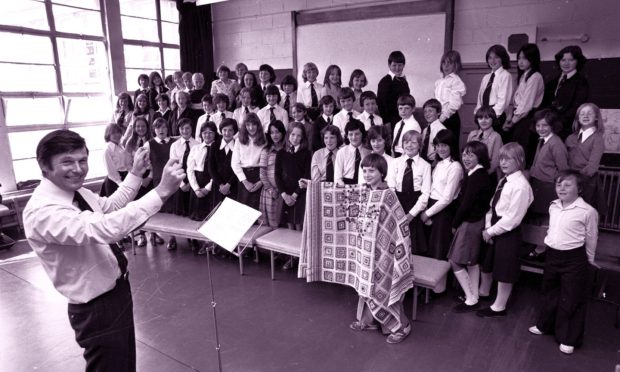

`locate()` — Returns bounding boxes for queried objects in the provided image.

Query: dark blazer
[310,116,330,152]
[542,73,589,139]
[275,148,312,195]
[377,74,410,125]
[168,107,200,137]
[452,167,493,229]
[148,87,169,111]
[208,139,238,188]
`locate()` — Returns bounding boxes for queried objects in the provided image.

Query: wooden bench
[410,255,451,321]
[255,228,303,280]
[133,213,273,275]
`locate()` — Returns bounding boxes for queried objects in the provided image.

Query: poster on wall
[602,109,620,154]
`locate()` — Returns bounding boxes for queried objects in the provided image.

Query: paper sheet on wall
[198,197,261,252]
[602,109,620,154]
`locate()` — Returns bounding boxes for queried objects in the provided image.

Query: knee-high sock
[491,282,513,311]
[454,269,476,305]
[479,271,493,296]
[468,264,480,302]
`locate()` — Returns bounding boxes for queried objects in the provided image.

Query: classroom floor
[1,238,619,372]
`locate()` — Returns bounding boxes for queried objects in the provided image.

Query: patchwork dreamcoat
[298,182,414,331]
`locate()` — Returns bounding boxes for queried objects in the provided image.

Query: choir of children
[103,44,605,350]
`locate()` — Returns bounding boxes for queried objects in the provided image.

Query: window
[0,0,182,191]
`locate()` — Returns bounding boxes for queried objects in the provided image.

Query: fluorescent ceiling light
[196,0,228,5]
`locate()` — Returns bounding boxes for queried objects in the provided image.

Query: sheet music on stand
[198,197,262,252]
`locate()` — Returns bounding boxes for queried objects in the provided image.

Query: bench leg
[270,251,275,280]
[411,286,418,321]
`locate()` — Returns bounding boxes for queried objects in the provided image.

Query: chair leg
[270,251,275,280]
[254,246,260,263]
[425,288,430,304]
[238,247,244,276]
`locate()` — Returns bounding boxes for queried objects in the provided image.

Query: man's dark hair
[36,130,88,169]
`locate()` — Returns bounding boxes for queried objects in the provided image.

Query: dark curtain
[176,0,214,86]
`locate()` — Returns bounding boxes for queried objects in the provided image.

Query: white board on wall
[296,13,446,108]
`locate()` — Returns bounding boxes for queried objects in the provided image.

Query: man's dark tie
[392,121,405,154]
[490,177,507,222]
[353,148,361,183]
[73,192,127,275]
[555,74,567,97]
[310,83,318,107]
[284,94,290,114]
[269,107,276,123]
[482,72,495,107]
[402,158,414,194]
[326,150,334,182]
[369,114,375,126]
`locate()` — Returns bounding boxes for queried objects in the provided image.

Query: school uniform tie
[284,94,290,114]
[392,120,405,155]
[578,131,583,143]
[245,106,250,114]
[73,192,128,276]
[117,111,126,127]
[402,158,414,195]
[369,114,375,126]
[138,138,144,148]
[206,114,211,123]
[325,150,334,182]
[353,148,361,183]
[183,140,190,183]
[347,111,353,122]
[537,137,545,151]
[422,129,431,159]
[310,83,318,107]
[269,107,276,123]
[221,112,225,121]
[555,74,567,97]
[327,116,332,125]
[482,72,495,107]
[490,176,507,222]
[202,145,210,171]
[478,131,484,140]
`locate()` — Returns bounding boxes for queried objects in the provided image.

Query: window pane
[13,158,44,183]
[126,69,149,92]
[161,21,179,45]
[52,0,100,10]
[85,149,106,178]
[0,33,54,64]
[4,97,65,126]
[163,48,180,70]
[57,39,110,93]
[9,130,54,161]
[124,45,161,69]
[73,125,106,151]
[121,16,159,42]
[67,96,112,123]
[0,1,49,30]
[119,0,157,19]
[160,0,179,22]
[52,4,103,36]
[0,63,57,92]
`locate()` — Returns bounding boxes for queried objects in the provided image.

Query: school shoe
[559,344,574,354]
[167,237,177,251]
[476,307,507,318]
[453,302,480,313]
[386,323,411,344]
[153,234,165,245]
[349,321,379,332]
[136,234,147,247]
[528,326,543,335]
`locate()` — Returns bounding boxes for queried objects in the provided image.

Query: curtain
[176,0,215,86]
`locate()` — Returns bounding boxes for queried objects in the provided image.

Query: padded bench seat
[411,255,451,320]
[255,228,303,280]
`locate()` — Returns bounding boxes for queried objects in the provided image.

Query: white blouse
[425,157,463,217]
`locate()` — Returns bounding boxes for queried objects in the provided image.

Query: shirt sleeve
[334,150,346,185]
[513,73,544,117]
[582,134,604,177]
[409,162,431,217]
[187,146,200,191]
[231,140,246,182]
[493,71,513,117]
[486,182,532,237]
[441,77,466,122]
[26,189,163,246]
[425,163,463,217]
[310,150,323,182]
[585,207,599,264]
[104,146,122,185]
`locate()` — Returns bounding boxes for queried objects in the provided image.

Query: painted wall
[211,0,620,68]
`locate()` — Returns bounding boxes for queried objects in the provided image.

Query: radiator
[600,167,620,231]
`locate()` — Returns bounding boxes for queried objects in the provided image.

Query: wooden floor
[1,238,619,372]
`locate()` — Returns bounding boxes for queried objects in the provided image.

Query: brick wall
[211,0,620,69]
